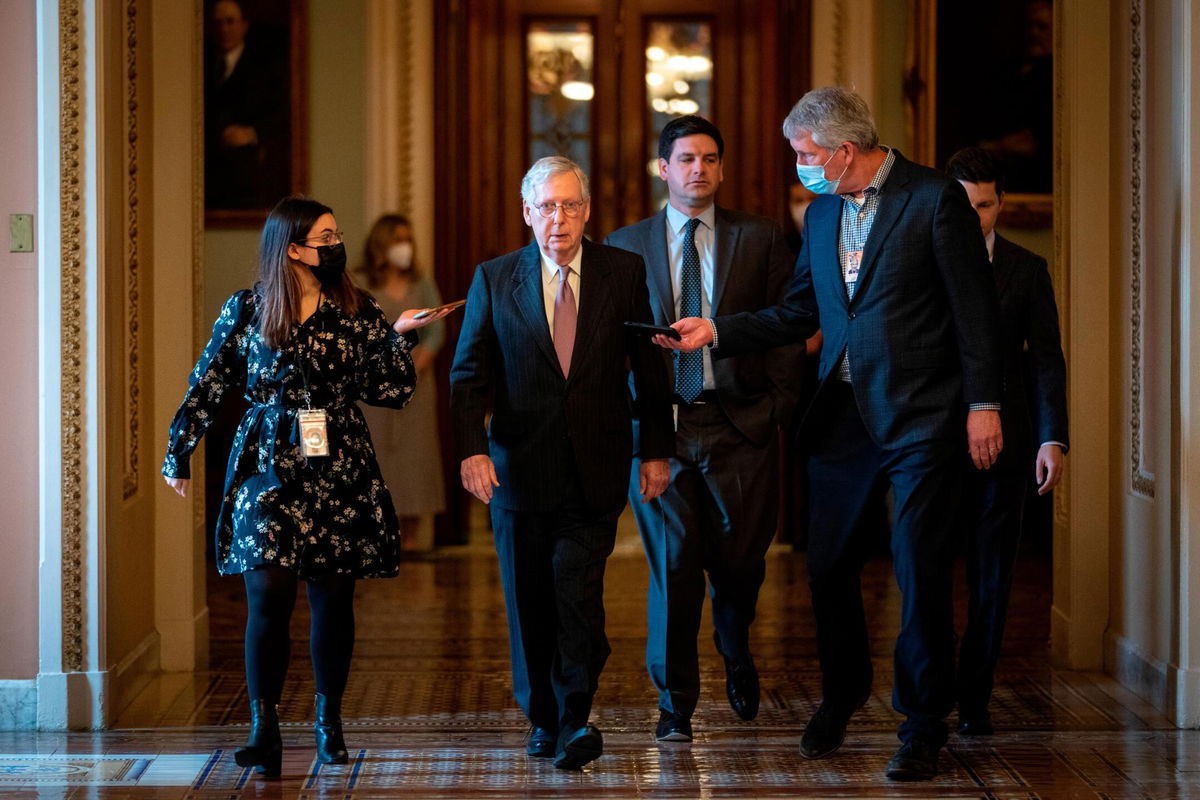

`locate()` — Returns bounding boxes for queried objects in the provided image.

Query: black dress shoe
[526,725,556,758]
[554,724,603,770]
[956,714,995,737]
[798,693,869,760]
[714,631,759,720]
[885,739,940,781]
[655,710,693,742]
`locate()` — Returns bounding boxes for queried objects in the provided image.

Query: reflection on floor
[1,512,1196,798]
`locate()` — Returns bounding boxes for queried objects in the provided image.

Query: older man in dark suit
[662,87,1003,780]
[450,156,674,771]
[604,115,801,742]
[945,147,1068,737]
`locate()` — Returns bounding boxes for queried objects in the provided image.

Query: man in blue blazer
[663,87,1004,780]
[450,156,674,771]
[946,147,1068,737]
[605,115,801,742]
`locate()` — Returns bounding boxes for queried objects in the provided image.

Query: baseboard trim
[1105,630,1169,715]
[108,630,161,725]
[0,679,37,730]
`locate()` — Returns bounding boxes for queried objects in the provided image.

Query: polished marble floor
[2,512,1196,798]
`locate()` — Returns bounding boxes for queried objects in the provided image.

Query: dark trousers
[805,381,961,746]
[490,489,621,733]
[630,402,778,717]
[956,455,1029,718]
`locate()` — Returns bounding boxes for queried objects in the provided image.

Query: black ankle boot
[234,699,282,777]
[314,692,348,764]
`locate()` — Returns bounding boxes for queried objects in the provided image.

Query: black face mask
[307,242,347,286]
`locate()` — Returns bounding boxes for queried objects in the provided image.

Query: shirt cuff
[968,403,1002,412]
[1040,440,1068,451]
[705,318,719,349]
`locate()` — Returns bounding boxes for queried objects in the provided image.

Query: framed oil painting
[203,0,308,227]
[908,0,1052,226]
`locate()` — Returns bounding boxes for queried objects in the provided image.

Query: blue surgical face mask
[795,146,848,195]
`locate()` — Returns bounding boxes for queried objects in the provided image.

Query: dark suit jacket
[715,151,1003,450]
[450,239,675,513]
[604,207,802,445]
[991,234,1068,468]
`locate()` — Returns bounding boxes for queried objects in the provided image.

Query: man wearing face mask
[357,214,449,553]
[659,86,1003,781]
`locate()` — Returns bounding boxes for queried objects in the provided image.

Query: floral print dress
[162,288,416,578]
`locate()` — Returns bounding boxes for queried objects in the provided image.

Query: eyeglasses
[295,230,345,246]
[531,200,586,218]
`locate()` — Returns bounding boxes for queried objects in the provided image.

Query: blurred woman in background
[357,214,448,554]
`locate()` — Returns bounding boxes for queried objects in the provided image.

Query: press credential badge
[298,409,330,457]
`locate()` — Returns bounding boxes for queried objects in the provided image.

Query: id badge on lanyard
[296,315,329,458]
[298,408,329,457]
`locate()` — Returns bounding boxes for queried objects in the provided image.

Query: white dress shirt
[539,246,582,338]
[665,203,717,391]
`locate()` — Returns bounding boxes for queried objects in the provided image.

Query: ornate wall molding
[1128,0,1155,498]
[831,3,845,87]
[193,0,207,529]
[123,0,142,500]
[59,0,86,673]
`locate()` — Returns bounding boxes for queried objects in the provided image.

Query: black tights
[243,566,357,704]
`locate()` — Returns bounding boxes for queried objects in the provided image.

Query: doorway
[430,0,811,540]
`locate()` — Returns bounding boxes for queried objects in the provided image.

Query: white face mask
[386,242,414,270]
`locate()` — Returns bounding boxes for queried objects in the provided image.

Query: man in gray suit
[605,116,801,742]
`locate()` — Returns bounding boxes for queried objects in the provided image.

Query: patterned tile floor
[2,514,1197,798]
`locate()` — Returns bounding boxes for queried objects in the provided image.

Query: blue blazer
[714,151,1003,450]
[604,206,802,445]
[450,239,675,513]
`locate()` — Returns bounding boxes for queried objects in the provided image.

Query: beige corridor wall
[0,0,41,680]
[204,0,368,324]
[1102,0,1200,724]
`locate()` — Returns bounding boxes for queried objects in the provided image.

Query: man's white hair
[782,86,879,151]
[520,156,591,205]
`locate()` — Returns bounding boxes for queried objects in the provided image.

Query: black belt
[673,390,719,406]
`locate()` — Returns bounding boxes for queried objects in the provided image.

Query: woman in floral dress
[162,196,451,777]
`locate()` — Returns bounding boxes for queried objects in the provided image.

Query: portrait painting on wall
[935,0,1053,198]
[204,0,307,226]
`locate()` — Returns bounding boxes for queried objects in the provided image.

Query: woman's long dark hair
[256,195,363,348]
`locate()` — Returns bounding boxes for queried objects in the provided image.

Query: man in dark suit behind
[661,87,1004,780]
[945,146,1068,736]
[604,116,801,742]
[450,156,674,771]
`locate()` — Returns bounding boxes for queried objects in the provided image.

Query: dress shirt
[835,147,896,382]
[665,203,717,391]
[221,44,244,82]
[539,246,582,337]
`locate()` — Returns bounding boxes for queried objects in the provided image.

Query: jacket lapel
[712,206,740,314]
[511,242,563,376]
[568,240,612,381]
[850,154,912,306]
[643,211,675,324]
[809,198,846,310]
